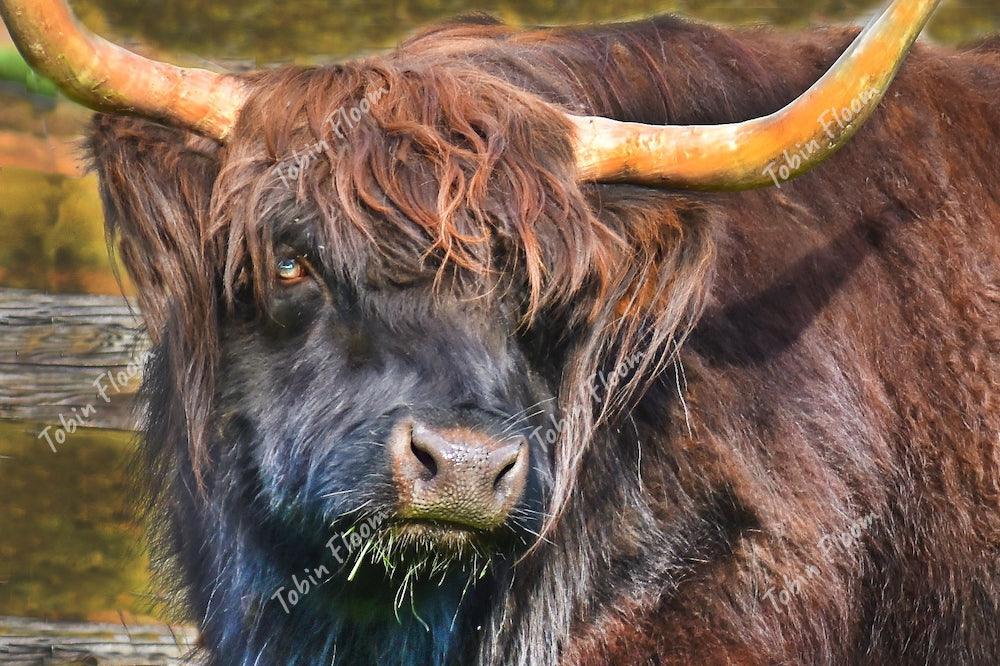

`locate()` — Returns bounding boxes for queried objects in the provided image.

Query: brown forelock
[210,58,622,325]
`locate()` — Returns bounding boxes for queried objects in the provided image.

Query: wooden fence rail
[0,287,149,430]
[0,291,196,662]
[0,615,200,665]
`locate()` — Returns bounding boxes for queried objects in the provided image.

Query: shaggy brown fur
[89,12,1000,666]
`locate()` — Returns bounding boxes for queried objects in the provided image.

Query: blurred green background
[0,0,997,626]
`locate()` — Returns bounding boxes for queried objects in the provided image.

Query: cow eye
[277,256,306,282]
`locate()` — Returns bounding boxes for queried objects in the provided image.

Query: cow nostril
[410,439,438,477]
[493,459,517,491]
[492,447,522,492]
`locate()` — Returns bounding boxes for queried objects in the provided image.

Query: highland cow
[4,0,1000,663]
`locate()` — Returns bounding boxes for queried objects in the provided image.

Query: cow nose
[389,420,529,530]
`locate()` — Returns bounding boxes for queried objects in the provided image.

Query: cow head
[86,63,617,623]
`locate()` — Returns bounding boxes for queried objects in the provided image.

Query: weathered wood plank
[0,288,150,431]
[0,615,201,665]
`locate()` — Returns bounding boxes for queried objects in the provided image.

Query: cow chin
[311,509,532,617]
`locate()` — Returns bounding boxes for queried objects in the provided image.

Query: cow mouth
[387,518,491,555]
[331,519,499,591]
[317,509,530,587]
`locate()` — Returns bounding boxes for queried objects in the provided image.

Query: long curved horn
[0,0,247,141]
[570,0,941,190]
